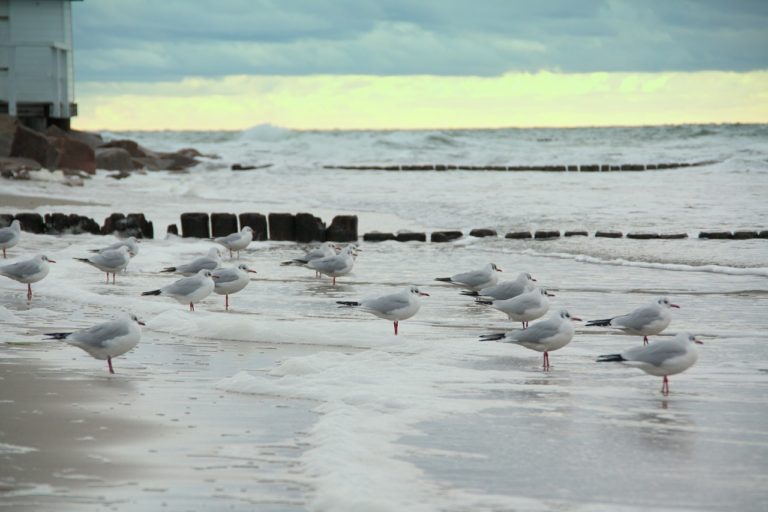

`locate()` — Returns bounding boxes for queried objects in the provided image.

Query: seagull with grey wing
[45,313,144,374]
[215,226,254,258]
[75,245,133,284]
[460,271,535,299]
[142,269,215,311]
[161,247,222,275]
[305,244,358,285]
[0,219,21,258]
[211,264,257,311]
[476,287,554,328]
[435,263,502,292]
[480,310,581,370]
[586,297,680,345]
[337,285,429,335]
[0,254,55,300]
[89,236,140,257]
[597,332,702,395]
[281,242,339,277]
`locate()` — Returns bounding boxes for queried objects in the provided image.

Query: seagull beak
[138,320,146,326]
[247,270,258,274]
[694,338,703,344]
[531,277,537,281]
[570,316,582,322]
[671,304,680,308]
[419,292,430,297]
[546,292,556,297]
[48,259,57,263]
[496,267,503,272]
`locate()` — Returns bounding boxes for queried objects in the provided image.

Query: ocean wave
[238,123,294,142]
[519,249,768,277]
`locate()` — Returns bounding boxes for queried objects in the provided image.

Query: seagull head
[559,310,581,322]
[409,285,430,297]
[238,264,257,274]
[657,297,680,309]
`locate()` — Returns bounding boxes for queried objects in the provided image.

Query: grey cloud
[72,0,768,82]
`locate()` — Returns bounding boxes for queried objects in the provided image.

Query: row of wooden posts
[1,212,765,242]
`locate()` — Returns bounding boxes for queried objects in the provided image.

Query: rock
[177,147,203,158]
[295,213,326,243]
[505,231,532,239]
[167,224,179,236]
[180,213,210,238]
[95,147,134,171]
[469,228,497,238]
[658,233,688,239]
[758,230,768,239]
[580,165,599,172]
[326,215,358,242]
[698,231,732,239]
[10,123,59,169]
[50,135,96,174]
[132,157,174,171]
[627,233,660,239]
[211,213,239,237]
[0,157,41,178]
[595,231,623,238]
[621,164,644,171]
[0,114,19,157]
[238,213,267,241]
[732,231,759,240]
[158,151,199,171]
[127,213,154,239]
[44,213,71,233]
[100,139,156,158]
[534,230,560,239]
[101,213,126,235]
[108,170,132,180]
[431,230,463,243]
[14,213,45,233]
[564,230,588,237]
[68,214,101,235]
[62,128,104,150]
[396,231,426,242]
[268,213,296,241]
[363,231,396,242]
[231,163,257,171]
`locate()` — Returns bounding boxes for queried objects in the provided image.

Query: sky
[71,0,768,130]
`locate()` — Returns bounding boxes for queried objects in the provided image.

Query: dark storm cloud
[72,0,768,81]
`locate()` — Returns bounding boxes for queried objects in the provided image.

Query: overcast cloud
[73,0,768,82]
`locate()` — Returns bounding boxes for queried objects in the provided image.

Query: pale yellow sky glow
[73,70,768,131]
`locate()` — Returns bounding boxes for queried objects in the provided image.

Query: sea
[1,124,767,511]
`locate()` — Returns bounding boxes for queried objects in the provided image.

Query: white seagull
[142,269,215,311]
[0,219,21,258]
[480,310,581,370]
[460,271,536,299]
[89,236,140,257]
[337,285,429,335]
[45,313,145,374]
[0,254,55,300]
[305,244,358,285]
[75,246,133,284]
[212,264,257,310]
[435,263,503,291]
[281,242,339,277]
[215,226,254,258]
[477,287,554,328]
[161,247,222,275]
[597,332,703,395]
[586,297,680,345]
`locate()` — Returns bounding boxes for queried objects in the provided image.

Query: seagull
[89,236,140,257]
[142,269,215,311]
[215,226,254,258]
[305,244,358,285]
[597,332,703,395]
[44,313,144,374]
[281,242,339,277]
[337,285,429,335]
[0,254,55,300]
[212,264,257,311]
[586,297,680,345]
[435,263,502,291]
[161,247,222,275]
[460,272,536,299]
[74,246,133,284]
[0,219,21,258]
[476,287,554,328]
[480,310,581,370]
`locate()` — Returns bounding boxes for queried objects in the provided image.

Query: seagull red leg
[643,335,649,346]
[225,294,229,311]
[394,321,398,335]
[189,302,195,312]
[107,357,115,374]
[27,283,32,300]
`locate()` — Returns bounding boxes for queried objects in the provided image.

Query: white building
[0,0,80,129]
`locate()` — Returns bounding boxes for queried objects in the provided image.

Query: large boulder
[10,123,59,169]
[50,135,96,174]
[100,139,157,158]
[0,114,18,157]
[95,147,134,171]
[63,128,104,150]
[326,215,358,242]
[295,213,326,243]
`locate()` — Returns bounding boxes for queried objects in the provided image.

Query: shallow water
[1,124,767,510]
